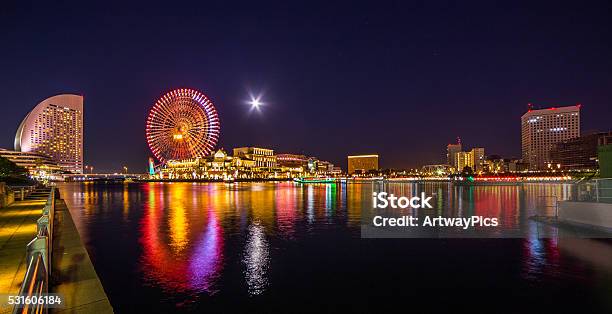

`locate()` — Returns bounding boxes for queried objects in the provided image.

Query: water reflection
[56,181,612,311]
[168,185,189,253]
[243,221,270,295]
[521,237,562,280]
[139,183,223,294]
[189,209,223,293]
[275,183,298,238]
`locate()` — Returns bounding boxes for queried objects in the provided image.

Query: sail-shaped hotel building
[14,94,84,173]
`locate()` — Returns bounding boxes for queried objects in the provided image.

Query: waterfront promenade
[0,191,48,313]
[51,198,113,313]
[0,188,113,313]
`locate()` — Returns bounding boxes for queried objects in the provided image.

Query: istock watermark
[362,188,507,238]
[362,184,612,239]
[372,192,433,209]
[372,215,499,228]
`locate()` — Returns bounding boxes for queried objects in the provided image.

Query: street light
[123,166,128,174]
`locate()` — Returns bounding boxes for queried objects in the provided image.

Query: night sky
[1,1,611,172]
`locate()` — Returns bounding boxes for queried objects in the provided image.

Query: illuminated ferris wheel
[146,88,220,163]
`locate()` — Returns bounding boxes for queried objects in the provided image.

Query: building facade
[521,105,580,170]
[550,131,612,171]
[447,139,462,171]
[276,154,308,168]
[158,149,303,180]
[421,164,452,176]
[233,147,276,168]
[15,94,84,173]
[347,154,379,174]
[599,145,612,178]
[482,156,523,173]
[470,147,485,171]
[277,153,339,175]
[0,148,61,178]
[451,147,485,172]
[455,151,470,172]
[155,147,338,180]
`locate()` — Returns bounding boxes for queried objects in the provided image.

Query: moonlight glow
[246,91,265,114]
[249,95,263,110]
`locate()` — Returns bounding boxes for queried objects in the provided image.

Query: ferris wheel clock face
[146,88,220,163]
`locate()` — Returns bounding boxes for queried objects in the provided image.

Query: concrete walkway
[51,199,113,314]
[0,193,48,314]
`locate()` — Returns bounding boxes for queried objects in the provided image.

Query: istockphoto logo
[372,192,433,209]
[362,190,502,238]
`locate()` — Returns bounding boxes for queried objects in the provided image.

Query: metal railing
[535,195,560,217]
[13,187,55,314]
[575,178,612,203]
[10,186,37,201]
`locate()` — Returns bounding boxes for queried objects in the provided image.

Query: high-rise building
[455,151,470,172]
[453,147,485,172]
[347,154,379,174]
[233,147,276,168]
[470,147,485,171]
[447,138,462,170]
[14,94,84,173]
[521,104,580,170]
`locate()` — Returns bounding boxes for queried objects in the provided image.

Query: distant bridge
[60,173,146,181]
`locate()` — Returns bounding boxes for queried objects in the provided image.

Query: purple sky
[1,1,611,172]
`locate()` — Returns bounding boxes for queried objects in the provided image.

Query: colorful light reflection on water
[57,182,612,313]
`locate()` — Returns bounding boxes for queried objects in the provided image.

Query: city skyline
[2,1,612,172]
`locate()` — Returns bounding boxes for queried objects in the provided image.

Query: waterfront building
[446,138,462,171]
[347,154,379,175]
[155,147,339,180]
[233,147,276,168]
[482,155,522,173]
[276,153,308,168]
[600,144,612,178]
[302,157,334,175]
[483,157,503,173]
[0,148,62,177]
[455,151,471,172]
[160,149,256,180]
[521,104,580,170]
[158,149,303,180]
[470,148,485,171]
[421,164,452,176]
[550,131,612,171]
[277,153,339,175]
[14,94,84,173]
[452,148,484,172]
[307,157,319,173]
[445,139,485,173]
[316,160,335,173]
